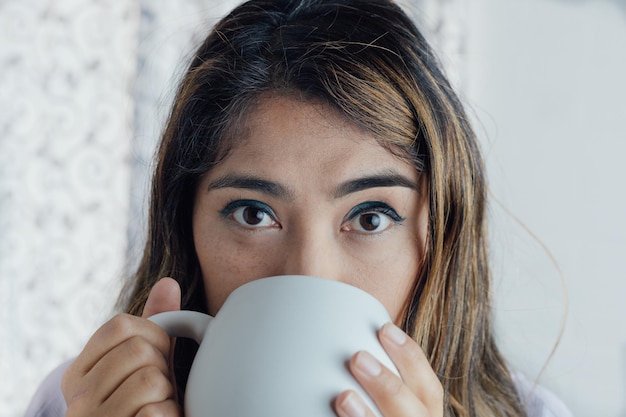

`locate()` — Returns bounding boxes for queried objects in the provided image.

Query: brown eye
[342,202,402,234]
[230,203,278,229]
[359,213,382,231]
[242,207,265,225]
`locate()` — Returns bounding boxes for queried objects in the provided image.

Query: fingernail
[355,350,382,377]
[338,391,367,417]
[383,322,407,346]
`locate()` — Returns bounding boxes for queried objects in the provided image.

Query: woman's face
[192,95,428,324]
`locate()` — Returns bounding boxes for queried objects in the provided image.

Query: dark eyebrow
[333,173,418,198]
[206,174,294,200]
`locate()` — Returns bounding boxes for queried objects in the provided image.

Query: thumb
[141,277,182,406]
[141,277,182,318]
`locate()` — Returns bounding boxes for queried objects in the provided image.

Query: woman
[26,0,572,416]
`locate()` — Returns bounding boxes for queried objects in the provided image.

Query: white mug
[149,275,398,417]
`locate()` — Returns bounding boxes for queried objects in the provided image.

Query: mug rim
[226,274,389,314]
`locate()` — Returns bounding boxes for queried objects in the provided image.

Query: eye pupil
[243,207,265,225]
[360,213,381,231]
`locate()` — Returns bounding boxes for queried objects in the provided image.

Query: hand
[62,278,183,417]
[335,323,444,417]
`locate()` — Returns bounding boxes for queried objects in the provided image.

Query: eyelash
[220,199,274,215]
[345,201,404,223]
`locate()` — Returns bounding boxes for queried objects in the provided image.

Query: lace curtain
[0,1,139,415]
[0,1,465,415]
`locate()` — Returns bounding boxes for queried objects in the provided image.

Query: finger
[78,335,171,407]
[135,399,182,417]
[348,350,429,416]
[142,277,181,318]
[72,277,180,376]
[66,314,171,377]
[335,390,377,417]
[379,323,444,415]
[100,365,175,417]
[141,277,182,399]
[62,314,172,403]
[62,279,183,414]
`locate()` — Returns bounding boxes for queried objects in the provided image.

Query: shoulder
[24,360,71,417]
[512,372,574,417]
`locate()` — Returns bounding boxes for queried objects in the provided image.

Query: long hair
[120,1,527,415]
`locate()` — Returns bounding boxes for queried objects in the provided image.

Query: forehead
[216,95,416,178]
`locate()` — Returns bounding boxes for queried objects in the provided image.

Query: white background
[464,1,626,416]
[1,0,624,416]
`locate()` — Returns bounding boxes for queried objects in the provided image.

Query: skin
[62,96,443,417]
[193,96,428,321]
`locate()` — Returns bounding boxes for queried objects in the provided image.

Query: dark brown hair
[120,1,527,415]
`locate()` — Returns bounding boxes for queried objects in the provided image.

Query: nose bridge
[280,225,341,281]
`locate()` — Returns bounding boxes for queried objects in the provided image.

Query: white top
[24,360,573,417]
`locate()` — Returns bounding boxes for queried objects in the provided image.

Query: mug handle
[148,311,213,344]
